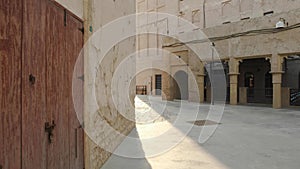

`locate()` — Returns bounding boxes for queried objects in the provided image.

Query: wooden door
[66,13,84,169]
[22,0,48,168]
[44,1,84,169]
[45,2,70,169]
[45,2,84,169]
[1,0,84,168]
[0,0,22,168]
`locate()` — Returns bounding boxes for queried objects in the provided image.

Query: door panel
[66,14,84,169]
[1,0,84,168]
[22,0,48,168]
[45,2,69,169]
[0,0,22,168]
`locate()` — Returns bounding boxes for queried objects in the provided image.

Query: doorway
[174,70,189,100]
[155,74,162,95]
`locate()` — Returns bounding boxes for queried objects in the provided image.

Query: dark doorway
[155,74,162,95]
[299,72,300,89]
[239,58,272,104]
[245,72,254,88]
[245,72,254,98]
[174,71,189,100]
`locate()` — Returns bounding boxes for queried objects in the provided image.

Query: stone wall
[83,0,136,169]
[137,0,300,29]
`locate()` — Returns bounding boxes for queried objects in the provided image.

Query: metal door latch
[45,121,56,143]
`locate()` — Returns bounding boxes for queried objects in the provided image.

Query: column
[228,58,241,105]
[269,54,285,109]
[162,72,174,101]
[198,62,205,103]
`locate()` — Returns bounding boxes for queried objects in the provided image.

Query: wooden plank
[0,0,22,168]
[66,13,84,169]
[22,0,48,168]
[0,0,8,39]
[0,39,9,51]
[45,2,70,169]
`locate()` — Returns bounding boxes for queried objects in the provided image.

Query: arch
[174,70,189,100]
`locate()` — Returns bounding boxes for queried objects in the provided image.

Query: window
[155,74,162,95]
[192,9,201,23]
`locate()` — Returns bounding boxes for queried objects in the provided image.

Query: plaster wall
[83,0,136,168]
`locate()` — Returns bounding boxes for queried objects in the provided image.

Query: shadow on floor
[100,128,152,169]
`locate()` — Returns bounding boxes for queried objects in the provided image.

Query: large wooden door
[0,0,22,168]
[45,2,70,169]
[66,13,85,169]
[1,0,84,168]
[45,2,84,169]
[22,0,48,168]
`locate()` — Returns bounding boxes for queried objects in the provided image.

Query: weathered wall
[83,0,136,169]
[163,8,300,59]
[137,0,300,29]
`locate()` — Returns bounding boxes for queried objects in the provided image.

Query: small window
[192,9,201,23]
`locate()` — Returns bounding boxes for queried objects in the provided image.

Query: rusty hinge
[78,27,84,34]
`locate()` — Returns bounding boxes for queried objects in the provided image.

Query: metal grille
[189,120,219,126]
[290,89,300,106]
[155,75,162,95]
[247,88,273,104]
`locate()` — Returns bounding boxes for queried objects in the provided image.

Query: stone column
[188,52,205,103]
[198,74,205,103]
[162,72,173,101]
[269,54,285,109]
[228,58,242,105]
[239,87,248,104]
[196,62,205,103]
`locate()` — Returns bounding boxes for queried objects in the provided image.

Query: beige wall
[55,0,83,19]
[83,0,136,169]
[137,0,300,29]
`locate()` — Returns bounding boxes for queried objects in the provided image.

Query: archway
[174,70,189,100]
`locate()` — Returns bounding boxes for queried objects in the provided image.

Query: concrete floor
[101,96,300,169]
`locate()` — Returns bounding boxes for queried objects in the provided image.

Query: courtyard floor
[101,96,300,169]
